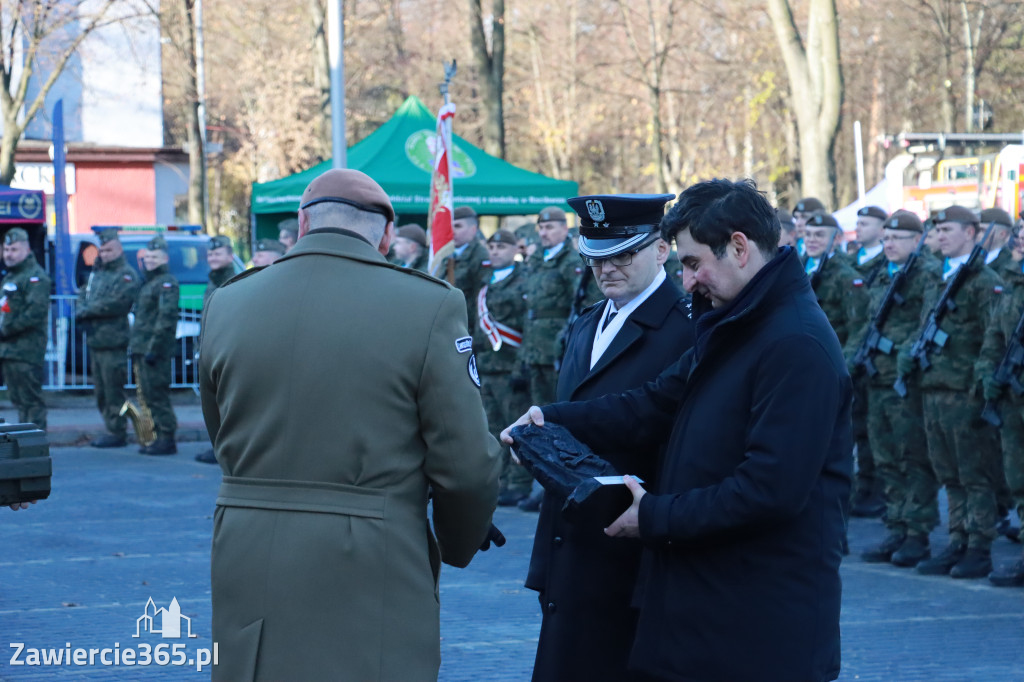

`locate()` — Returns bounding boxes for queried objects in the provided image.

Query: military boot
[949,548,993,579]
[90,433,127,448]
[988,559,1024,587]
[139,438,177,456]
[915,542,966,575]
[861,532,906,563]
[891,534,931,567]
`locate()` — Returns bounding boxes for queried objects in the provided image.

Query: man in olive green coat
[131,236,179,455]
[0,228,51,429]
[77,228,140,447]
[200,169,500,682]
[897,205,1005,579]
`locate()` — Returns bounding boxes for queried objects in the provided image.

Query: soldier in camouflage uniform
[792,196,826,257]
[131,236,180,455]
[0,228,51,429]
[251,238,286,267]
[474,230,533,505]
[205,235,235,306]
[440,206,489,329]
[844,206,890,517]
[976,217,1024,586]
[392,224,430,273]
[896,205,1005,579]
[802,213,869,347]
[849,211,942,566]
[979,208,1016,273]
[76,228,140,447]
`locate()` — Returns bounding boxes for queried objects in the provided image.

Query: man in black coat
[525,193,695,682]
[504,178,852,682]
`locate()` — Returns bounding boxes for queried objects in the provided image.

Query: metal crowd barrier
[31,295,203,391]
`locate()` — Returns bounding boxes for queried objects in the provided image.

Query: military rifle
[554,267,595,372]
[894,221,997,397]
[852,227,929,377]
[980,306,1024,428]
[809,227,839,291]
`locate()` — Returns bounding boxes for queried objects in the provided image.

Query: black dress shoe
[139,438,177,456]
[950,548,993,579]
[90,434,127,448]
[891,535,930,567]
[862,532,906,563]
[916,542,966,575]
[194,449,217,464]
[988,559,1024,587]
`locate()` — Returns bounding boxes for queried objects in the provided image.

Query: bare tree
[468,0,505,158]
[767,0,843,206]
[0,0,121,184]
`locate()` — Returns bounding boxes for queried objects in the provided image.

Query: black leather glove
[479,523,506,551]
[144,352,158,366]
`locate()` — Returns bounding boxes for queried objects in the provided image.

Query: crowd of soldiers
[781,199,1024,587]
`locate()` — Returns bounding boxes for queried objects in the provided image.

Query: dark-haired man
[504,179,851,682]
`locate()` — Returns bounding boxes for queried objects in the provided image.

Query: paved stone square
[1,443,1022,680]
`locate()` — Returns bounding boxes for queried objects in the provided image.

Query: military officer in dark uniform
[897,205,1005,578]
[0,228,51,429]
[251,238,286,267]
[847,205,889,517]
[524,193,694,682]
[76,228,140,447]
[132,236,180,455]
[441,206,489,328]
[475,229,533,506]
[393,224,430,273]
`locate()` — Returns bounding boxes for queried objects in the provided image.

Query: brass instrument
[120,364,155,446]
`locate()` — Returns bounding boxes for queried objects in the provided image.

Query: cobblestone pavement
[2,443,1023,681]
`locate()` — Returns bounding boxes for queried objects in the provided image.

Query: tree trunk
[767,0,843,207]
[468,0,505,158]
[310,0,331,158]
[183,0,205,227]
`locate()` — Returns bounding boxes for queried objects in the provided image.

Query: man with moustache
[525,193,694,681]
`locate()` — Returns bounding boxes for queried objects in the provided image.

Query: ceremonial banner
[427,102,456,279]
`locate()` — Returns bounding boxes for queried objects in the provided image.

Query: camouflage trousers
[3,360,46,430]
[867,386,938,537]
[529,363,559,407]
[996,394,1024,555]
[852,377,877,497]
[134,354,177,440]
[922,389,1002,550]
[481,371,534,495]
[90,347,128,438]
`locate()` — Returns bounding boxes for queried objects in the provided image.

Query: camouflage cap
[147,235,168,252]
[453,206,478,222]
[809,213,840,228]
[299,168,395,223]
[934,205,978,226]
[886,210,924,233]
[794,197,826,214]
[209,235,232,251]
[538,206,567,223]
[487,229,518,247]
[4,227,28,245]
[255,238,286,255]
[979,207,1014,229]
[96,228,120,244]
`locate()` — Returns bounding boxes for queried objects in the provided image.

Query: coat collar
[277,229,386,268]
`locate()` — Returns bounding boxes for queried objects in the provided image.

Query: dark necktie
[602,310,618,331]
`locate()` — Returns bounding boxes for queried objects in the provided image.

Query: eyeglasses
[581,241,654,268]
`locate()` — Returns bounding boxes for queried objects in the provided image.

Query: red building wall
[69,163,155,234]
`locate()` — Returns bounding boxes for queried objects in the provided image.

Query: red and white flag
[428,102,457,279]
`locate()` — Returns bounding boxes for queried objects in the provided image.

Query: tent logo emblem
[17,193,41,219]
[405,131,477,179]
[586,200,605,223]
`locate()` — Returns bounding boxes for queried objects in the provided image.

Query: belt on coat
[216,476,386,518]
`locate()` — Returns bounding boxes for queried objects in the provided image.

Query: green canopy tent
[250,95,579,241]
